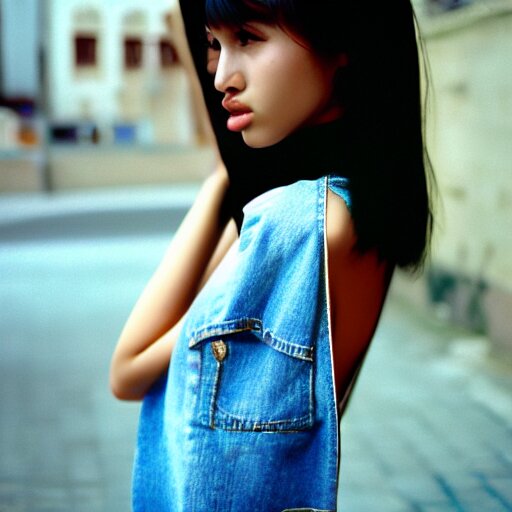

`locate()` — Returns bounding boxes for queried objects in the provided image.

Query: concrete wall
[0,152,45,192]
[396,2,512,352]
[425,5,512,289]
[47,145,214,191]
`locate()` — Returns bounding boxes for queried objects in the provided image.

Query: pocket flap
[188,318,313,362]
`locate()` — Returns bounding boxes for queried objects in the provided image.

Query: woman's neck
[226,118,347,231]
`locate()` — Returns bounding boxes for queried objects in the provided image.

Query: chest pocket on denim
[189,319,314,433]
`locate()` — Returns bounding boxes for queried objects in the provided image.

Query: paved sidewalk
[339,297,512,511]
[0,189,511,511]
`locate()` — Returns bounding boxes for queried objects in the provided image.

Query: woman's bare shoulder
[326,189,393,395]
[325,188,356,254]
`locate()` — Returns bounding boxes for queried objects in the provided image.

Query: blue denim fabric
[133,175,350,512]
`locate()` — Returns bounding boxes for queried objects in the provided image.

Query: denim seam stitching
[214,380,314,427]
[261,329,313,361]
[282,509,335,512]
[216,405,311,430]
[324,175,341,503]
[190,319,313,361]
[188,318,262,346]
[209,360,222,429]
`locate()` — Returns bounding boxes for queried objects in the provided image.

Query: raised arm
[110,165,237,400]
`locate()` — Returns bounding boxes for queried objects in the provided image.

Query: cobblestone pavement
[0,188,511,511]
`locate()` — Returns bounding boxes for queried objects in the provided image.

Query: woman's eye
[235,28,261,47]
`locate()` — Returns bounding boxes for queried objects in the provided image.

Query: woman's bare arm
[110,166,236,400]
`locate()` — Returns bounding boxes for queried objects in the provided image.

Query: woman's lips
[222,96,254,132]
[226,111,254,132]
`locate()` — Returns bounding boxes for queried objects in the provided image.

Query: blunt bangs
[205,0,280,28]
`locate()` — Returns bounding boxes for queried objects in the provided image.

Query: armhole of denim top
[327,175,351,213]
[325,174,357,417]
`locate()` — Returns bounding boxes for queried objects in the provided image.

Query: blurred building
[0,0,196,148]
[0,0,212,192]
[45,0,193,146]
[0,0,45,190]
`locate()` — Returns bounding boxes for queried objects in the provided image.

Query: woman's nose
[213,51,245,93]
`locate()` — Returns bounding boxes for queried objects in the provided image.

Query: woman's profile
[110,0,435,510]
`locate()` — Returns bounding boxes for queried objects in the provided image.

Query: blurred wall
[411,4,512,352]
[426,8,511,288]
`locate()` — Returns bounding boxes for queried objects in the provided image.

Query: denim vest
[133,175,351,512]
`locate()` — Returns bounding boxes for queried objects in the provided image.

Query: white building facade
[45,0,194,145]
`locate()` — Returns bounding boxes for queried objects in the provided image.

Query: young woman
[110,0,434,510]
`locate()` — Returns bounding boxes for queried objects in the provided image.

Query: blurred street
[1,187,511,512]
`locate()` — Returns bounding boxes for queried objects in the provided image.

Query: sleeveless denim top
[133,175,351,512]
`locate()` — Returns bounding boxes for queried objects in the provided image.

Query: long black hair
[183,0,435,271]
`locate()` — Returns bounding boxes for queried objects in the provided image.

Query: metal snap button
[211,340,227,362]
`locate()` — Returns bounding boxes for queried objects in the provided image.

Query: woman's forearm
[110,166,231,400]
[110,317,184,401]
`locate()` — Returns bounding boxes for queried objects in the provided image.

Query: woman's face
[207,22,343,148]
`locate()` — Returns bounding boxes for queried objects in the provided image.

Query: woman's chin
[241,129,287,149]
